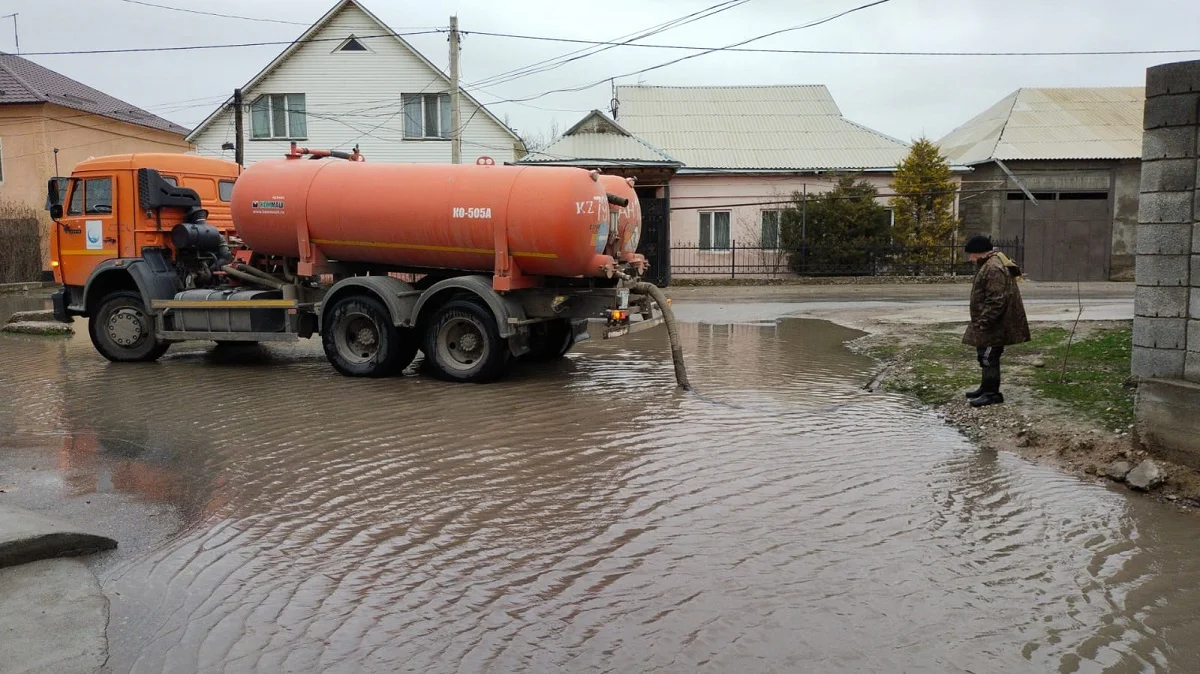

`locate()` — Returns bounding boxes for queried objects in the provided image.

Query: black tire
[321,294,416,377]
[88,291,170,363]
[422,299,510,383]
[522,319,575,363]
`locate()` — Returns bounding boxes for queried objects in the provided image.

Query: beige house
[521,86,964,282]
[0,54,190,267]
[937,87,1145,281]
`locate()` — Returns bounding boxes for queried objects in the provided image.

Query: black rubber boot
[970,365,1004,407]
[970,391,1005,407]
[964,386,984,400]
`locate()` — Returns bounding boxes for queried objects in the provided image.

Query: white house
[187,0,523,165]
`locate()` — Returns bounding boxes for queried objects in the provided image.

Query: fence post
[731,239,736,279]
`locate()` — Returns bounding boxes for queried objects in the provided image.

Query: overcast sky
[5,0,1199,145]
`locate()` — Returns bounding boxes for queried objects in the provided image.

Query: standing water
[0,295,1197,672]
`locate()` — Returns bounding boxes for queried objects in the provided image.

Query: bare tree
[736,208,789,279]
[515,120,563,156]
[0,200,43,283]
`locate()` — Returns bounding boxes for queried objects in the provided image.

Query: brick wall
[1134,60,1200,382]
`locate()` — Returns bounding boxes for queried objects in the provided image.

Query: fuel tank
[231,159,617,278]
[598,174,642,258]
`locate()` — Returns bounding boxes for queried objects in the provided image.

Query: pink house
[519,85,963,283]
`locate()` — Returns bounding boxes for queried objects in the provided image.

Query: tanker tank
[598,174,643,262]
[230,158,622,278]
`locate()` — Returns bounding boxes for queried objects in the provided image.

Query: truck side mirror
[46,178,62,208]
[50,204,64,220]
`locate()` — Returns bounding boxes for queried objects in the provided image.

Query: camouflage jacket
[962,252,1031,347]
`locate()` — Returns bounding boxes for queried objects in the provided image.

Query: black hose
[633,282,691,390]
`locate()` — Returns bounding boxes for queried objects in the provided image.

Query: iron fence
[670,237,1023,279]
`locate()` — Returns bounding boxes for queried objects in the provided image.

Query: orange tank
[598,174,642,259]
[231,159,617,278]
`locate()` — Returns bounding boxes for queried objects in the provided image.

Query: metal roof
[0,53,189,135]
[519,110,679,165]
[937,87,1145,165]
[612,85,912,171]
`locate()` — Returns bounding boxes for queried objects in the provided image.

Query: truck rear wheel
[522,319,575,362]
[322,294,416,377]
[423,299,510,383]
[89,291,170,363]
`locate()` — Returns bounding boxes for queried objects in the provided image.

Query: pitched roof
[612,85,912,171]
[519,110,679,165]
[186,0,519,143]
[0,53,189,135]
[937,87,1145,165]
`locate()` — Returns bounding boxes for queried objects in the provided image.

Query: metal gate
[1000,191,1111,281]
[636,194,670,287]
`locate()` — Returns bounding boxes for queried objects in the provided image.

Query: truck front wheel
[89,291,170,363]
[322,294,416,377]
[423,299,510,383]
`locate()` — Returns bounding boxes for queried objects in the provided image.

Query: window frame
[249,93,307,140]
[66,177,114,216]
[699,210,732,253]
[401,92,453,140]
[333,34,372,53]
[760,210,782,250]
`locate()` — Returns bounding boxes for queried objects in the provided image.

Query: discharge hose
[632,281,691,391]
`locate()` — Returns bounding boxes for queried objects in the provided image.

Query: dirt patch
[855,321,1200,511]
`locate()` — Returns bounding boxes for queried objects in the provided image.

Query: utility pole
[2,13,18,54]
[449,15,462,164]
[232,88,244,167]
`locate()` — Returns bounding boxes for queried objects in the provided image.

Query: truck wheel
[322,294,415,377]
[423,299,510,383]
[522,319,574,362]
[89,291,169,363]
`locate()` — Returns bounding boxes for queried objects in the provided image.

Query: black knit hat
[964,235,993,254]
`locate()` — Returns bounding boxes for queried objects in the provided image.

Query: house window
[335,35,370,52]
[67,177,113,216]
[699,211,731,251]
[761,210,781,248]
[250,93,306,139]
[402,93,452,139]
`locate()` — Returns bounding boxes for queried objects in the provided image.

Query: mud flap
[570,319,591,344]
[50,288,73,323]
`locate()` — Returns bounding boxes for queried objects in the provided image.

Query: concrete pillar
[1135,59,1200,466]
[1134,61,1199,379]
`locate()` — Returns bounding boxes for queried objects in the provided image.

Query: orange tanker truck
[45,146,671,384]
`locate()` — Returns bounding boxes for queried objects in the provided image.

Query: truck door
[58,174,118,287]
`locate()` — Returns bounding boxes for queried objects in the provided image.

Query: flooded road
[1,293,1198,672]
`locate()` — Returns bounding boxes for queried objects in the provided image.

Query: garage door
[1000,192,1111,281]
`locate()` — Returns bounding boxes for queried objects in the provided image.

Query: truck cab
[49,154,239,292]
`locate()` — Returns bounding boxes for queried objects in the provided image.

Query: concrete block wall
[1135,60,1200,380]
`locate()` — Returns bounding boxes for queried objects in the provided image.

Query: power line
[467,0,753,90]
[476,0,895,106]
[464,30,1200,58]
[17,30,442,56]
[117,0,313,26]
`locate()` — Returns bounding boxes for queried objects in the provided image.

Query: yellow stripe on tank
[310,238,558,259]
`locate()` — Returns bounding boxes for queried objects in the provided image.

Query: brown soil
[855,322,1200,512]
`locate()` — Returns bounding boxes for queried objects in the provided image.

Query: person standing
[962,235,1030,407]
